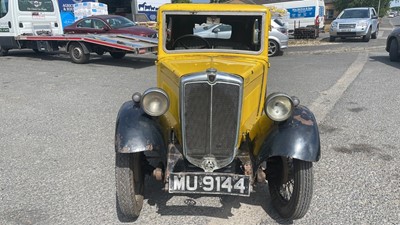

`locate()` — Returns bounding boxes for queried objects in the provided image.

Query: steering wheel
[172,34,211,50]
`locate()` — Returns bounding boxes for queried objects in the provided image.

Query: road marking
[378,30,384,38]
[309,53,368,123]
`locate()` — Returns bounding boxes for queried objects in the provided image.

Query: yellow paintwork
[156,4,274,156]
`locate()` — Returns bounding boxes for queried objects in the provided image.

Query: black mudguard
[257,105,321,163]
[115,101,166,155]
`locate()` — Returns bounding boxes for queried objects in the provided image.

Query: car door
[211,24,231,39]
[75,18,93,34]
[370,8,378,32]
[92,19,108,34]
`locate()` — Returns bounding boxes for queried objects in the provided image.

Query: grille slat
[181,73,242,171]
[339,24,356,29]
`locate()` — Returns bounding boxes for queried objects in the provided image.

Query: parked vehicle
[263,0,325,34]
[388,12,395,18]
[194,23,232,39]
[194,18,288,57]
[269,18,289,56]
[114,3,320,222]
[0,0,157,62]
[386,27,400,61]
[64,15,157,38]
[329,7,379,42]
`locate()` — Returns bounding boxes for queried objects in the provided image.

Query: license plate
[340,29,352,32]
[169,172,250,196]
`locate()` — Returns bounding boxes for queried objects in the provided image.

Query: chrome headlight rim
[265,92,294,122]
[140,87,170,117]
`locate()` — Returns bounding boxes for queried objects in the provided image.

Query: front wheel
[389,38,400,62]
[267,157,313,219]
[69,43,90,64]
[268,39,280,57]
[363,28,371,42]
[0,45,9,56]
[115,152,144,221]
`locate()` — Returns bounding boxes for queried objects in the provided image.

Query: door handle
[8,21,11,28]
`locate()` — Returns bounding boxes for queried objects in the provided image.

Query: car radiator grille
[181,72,243,171]
[339,24,356,29]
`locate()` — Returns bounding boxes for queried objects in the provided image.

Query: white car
[194,18,289,57]
[329,7,379,42]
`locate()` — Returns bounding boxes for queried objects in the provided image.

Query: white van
[0,0,63,50]
[263,0,325,33]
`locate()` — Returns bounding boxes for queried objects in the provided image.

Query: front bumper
[280,39,288,49]
[330,26,369,37]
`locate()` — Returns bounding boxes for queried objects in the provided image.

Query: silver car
[194,18,288,57]
[269,18,289,57]
[329,7,379,42]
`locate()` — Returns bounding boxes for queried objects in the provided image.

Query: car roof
[344,7,372,10]
[82,15,125,19]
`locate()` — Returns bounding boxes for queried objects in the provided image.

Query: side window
[18,0,54,12]
[0,0,9,18]
[371,9,377,17]
[77,19,92,28]
[219,24,232,32]
[93,19,106,29]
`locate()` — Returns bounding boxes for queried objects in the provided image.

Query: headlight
[358,21,368,27]
[265,93,294,122]
[141,88,169,116]
[331,21,338,28]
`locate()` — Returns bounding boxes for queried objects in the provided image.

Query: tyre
[33,49,43,54]
[0,45,9,56]
[110,51,126,59]
[389,38,400,62]
[371,27,378,39]
[268,40,280,57]
[115,152,144,221]
[363,28,371,42]
[267,157,313,219]
[329,36,335,42]
[69,42,90,64]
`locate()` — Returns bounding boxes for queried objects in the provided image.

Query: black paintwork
[257,105,321,164]
[115,101,166,156]
[386,27,400,53]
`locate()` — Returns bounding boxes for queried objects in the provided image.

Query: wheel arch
[115,101,167,155]
[256,105,321,164]
[66,41,91,54]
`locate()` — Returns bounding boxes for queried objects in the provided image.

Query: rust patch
[121,146,131,153]
[145,143,153,151]
[244,163,252,176]
[293,115,314,126]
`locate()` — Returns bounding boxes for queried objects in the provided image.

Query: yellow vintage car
[114,3,320,221]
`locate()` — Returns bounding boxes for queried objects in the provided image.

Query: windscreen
[18,0,54,12]
[339,9,369,19]
[164,13,264,53]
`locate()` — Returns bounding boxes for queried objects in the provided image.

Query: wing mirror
[213,28,220,33]
[103,26,110,31]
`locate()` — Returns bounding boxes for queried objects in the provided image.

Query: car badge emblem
[206,68,217,83]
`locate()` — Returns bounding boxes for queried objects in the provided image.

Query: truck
[0,0,157,63]
[263,0,325,34]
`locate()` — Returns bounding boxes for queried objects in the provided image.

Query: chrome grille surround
[180,72,243,172]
